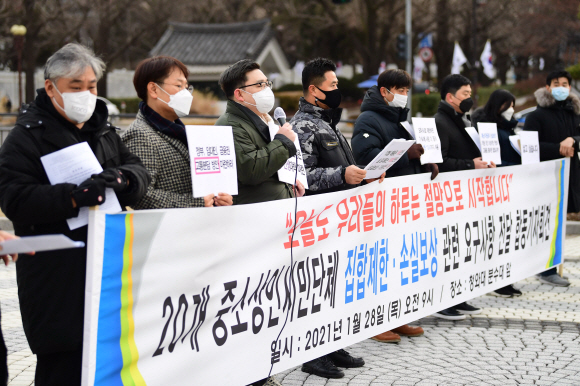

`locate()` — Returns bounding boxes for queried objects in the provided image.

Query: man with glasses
[216,59,300,206]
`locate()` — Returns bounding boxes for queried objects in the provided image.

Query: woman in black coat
[471,89,523,297]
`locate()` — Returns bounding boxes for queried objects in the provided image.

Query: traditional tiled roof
[150,19,273,66]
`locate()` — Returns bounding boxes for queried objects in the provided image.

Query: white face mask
[156,84,193,118]
[501,107,515,121]
[386,89,408,108]
[52,84,97,124]
[241,87,275,114]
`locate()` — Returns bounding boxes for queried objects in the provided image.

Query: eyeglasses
[158,82,194,94]
[239,80,273,90]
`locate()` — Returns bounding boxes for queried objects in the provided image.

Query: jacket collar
[360,86,409,122]
[298,97,343,129]
[225,100,271,142]
[534,87,580,115]
[438,100,469,129]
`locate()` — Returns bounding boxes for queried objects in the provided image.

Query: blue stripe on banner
[94,214,126,385]
[553,160,565,266]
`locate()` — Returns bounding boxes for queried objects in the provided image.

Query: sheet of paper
[519,131,540,164]
[186,125,239,198]
[40,142,122,230]
[509,135,521,155]
[400,121,415,140]
[477,122,502,165]
[268,120,309,189]
[364,139,415,179]
[465,126,482,152]
[0,235,85,255]
[412,117,443,164]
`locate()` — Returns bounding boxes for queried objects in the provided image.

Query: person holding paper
[0,43,150,385]
[215,59,303,209]
[472,89,520,167]
[523,70,580,287]
[435,74,496,172]
[122,56,233,208]
[352,69,438,180]
[433,74,490,320]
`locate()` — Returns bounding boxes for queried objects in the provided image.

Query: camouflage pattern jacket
[290,98,357,195]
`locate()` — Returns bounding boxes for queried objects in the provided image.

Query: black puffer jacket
[434,101,481,172]
[0,89,150,354]
[524,87,580,212]
[352,86,418,177]
[471,108,521,166]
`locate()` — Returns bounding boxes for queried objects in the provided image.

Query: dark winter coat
[434,101,481,172]
[290,98,357,195]
[471,108,521,166]
[523,87,580,212]
[352,86,419,177]
[0,89,150,355]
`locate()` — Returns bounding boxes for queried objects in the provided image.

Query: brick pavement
[3,237,580,386]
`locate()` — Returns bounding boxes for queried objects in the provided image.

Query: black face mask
[457,97,474,113]
[315,86,342,109]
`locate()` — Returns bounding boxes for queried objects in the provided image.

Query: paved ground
[3,238,580,386]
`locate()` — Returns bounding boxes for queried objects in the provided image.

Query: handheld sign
[400,121,415,140]
[412,117,443,164]
[477,122,502,165]
[363,139,415,179]
[465,126,482,153]
[186,126,238,198]
[519,131,540,164]
[267,120,309,189]
[509,135,521,155]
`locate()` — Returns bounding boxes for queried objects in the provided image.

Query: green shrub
[275,91,302,114]
[275,83,303,92]
[412,94,440,117]
[337,76,365,102]
[108,98,141,113]
[566,64,580,81]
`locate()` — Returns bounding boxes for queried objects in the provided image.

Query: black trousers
[35,347,82,386]
[0,305,7,386]
[540,267,557,277]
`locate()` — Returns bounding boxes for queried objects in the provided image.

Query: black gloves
[421,163,439,181]
[92,168,128,193]
[71,177,107,208]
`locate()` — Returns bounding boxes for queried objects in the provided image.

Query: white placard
[400,121,415,140]
[477,122,502,165]
[40,142,122,230]
[465,126,482,152]
[186,126,238,198]
[412,117,443,164]
[268,120,308,189]
[519,131,540,164]
[509,135,521,155]
[363,139,415,179]
[0,235,84,255]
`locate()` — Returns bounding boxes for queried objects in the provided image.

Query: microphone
[274,107,286,126]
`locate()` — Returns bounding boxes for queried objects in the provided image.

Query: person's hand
[560,137,575,157]
[276,122,296,142]
[473,157,488,169]
[204,194,215,207]
[293,179,306,197]
[0,231,35,266]
[422,163,439,180]
[488,161,497,168]
[366,172,386,183]
[407,143,425,160]
[71,178,107,208]
[214,193,233,206]
[92,168,128,192]
[345,165,367,185]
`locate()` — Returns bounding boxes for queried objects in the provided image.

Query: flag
[451,42,468,74]
[413,55,425,82]
[480,40,495,79]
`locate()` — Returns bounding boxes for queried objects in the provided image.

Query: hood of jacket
[535,87,580,115]
[360,86,408,123]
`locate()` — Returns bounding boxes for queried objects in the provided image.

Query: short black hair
[219,59,261,99]
[302,58,336,92]
[546,70,572,86]
[483,89,516,121]
[377,69,412,92]
[133,56,189,102]
[440,74,471,101]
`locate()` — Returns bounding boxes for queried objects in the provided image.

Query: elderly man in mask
[0,43,150,385]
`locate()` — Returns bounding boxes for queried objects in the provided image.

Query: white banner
[82,159,569,386]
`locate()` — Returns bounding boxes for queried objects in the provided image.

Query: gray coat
[122,111,205,209]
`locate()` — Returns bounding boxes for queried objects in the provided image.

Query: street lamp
[10,25,27,108]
